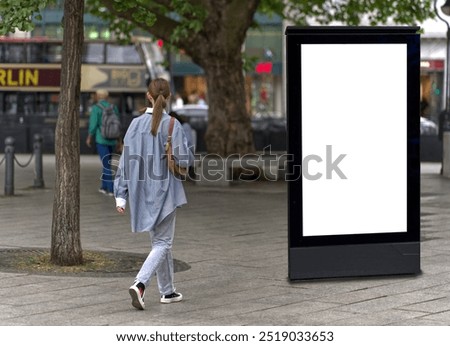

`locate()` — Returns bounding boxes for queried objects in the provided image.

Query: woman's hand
[116,206,125,214]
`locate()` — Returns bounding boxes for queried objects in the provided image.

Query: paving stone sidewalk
[0,156,449,326]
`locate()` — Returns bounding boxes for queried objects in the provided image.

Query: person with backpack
[86,89,122,196]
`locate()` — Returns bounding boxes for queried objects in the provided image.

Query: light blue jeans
[136,210,176,296]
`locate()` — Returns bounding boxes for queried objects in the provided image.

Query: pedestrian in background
[114,78,194,310]
[169,111,196,152]
[86,89,121,196]
[172,92,184,108]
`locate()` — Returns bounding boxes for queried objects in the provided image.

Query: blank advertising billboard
[302,43,407,237]
[286,27,420,280]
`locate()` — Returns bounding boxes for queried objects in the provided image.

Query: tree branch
[99,0,212,53]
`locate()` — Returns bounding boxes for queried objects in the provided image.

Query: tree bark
[189,0,259,156]
[203,56,255,156]
[50,0,84,265]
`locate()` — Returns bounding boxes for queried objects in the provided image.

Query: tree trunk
[50,0,84,266]
[190,1,259,156]
[203,56,255,156]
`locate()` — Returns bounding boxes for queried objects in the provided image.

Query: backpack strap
[97,101,113,112]
[168,116,175,143]
[166,116,187,177]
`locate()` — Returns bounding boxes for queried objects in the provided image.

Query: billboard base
[289,242,420,281]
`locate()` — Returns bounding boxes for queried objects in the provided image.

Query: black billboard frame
[286,26,421,280]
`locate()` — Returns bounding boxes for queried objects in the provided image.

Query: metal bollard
[4,137,15,196]
[33,134,44,188]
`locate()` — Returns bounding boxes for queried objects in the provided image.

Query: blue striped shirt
[114,108,194,232]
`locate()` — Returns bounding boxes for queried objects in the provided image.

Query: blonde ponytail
[151,95,167,135]
[146,78,171,136]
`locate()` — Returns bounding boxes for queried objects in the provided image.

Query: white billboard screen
[301,44,407,236]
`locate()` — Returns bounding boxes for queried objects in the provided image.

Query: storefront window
[32,26,44,37]
[87,30,99,40]
[245,20,283,117]
[46,0,63,9]
[44,25,64,39]
[245,28,282,63]
[100,28,111,40]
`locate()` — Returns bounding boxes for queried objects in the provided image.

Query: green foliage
[242,54,259,73]
[258,0,287,18]
[85,0,206,45]
[0,0,52,35]
[277,0,435,26]
[85,0,435,47]
[1,0,435,38]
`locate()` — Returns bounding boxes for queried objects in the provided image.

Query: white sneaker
[160,292,183,304]
[129,283,145,310]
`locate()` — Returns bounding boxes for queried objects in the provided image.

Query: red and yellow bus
[0,37,167,152]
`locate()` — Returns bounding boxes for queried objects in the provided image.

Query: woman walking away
[114,78,194,310]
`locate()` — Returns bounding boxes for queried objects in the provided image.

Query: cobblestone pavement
[0,156,449,326]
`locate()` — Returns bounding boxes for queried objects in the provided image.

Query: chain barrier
[14,152,35,168]
[2,134,45,196]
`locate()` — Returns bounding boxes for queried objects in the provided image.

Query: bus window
[80,92,97,118]
[0,44,4,62]
[6,44,25,63]
[36,94,45,115]
[27,43,44,63]
[4,93,18,115]
[22,93,60,117]
[83,42,105,64]
[48,93,59,116]
[109,94,122,113]
[36,93,48,116]
[0,93,60,118]
[134,95,146,115]
[19,94,36,116]
[106,44,142,64]
[45,43,63,63]
[125,95,134,113]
